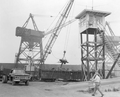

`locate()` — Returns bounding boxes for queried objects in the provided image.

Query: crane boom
[44,19,76,36]
[41,0,74,63]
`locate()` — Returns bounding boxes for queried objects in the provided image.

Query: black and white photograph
[0,0,120,97]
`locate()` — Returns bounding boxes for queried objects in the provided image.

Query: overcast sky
[0,0,120,64]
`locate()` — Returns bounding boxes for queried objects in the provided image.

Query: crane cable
[45,1,69,32]
[63,0,76,57]
[44,0,69,61]
[64,24,71,54]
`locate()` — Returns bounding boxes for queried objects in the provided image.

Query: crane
[15,15,76,66]
[40,0,74,64]
[15,0,75,78]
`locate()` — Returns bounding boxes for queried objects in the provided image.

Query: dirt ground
[0,78,120,97]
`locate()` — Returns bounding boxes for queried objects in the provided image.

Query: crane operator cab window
[89,14,94,27]
[88,14,104,28]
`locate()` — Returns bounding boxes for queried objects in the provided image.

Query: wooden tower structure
[76,9,110,80]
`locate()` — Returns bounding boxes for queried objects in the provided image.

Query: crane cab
[76,9,111,34]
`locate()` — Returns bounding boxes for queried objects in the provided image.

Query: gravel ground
[0,78,120,97]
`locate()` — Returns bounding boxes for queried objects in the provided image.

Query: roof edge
[76,9,111,19]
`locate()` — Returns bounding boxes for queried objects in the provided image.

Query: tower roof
[76,9,111,19]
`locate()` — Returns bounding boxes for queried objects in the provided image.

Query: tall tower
[76,9,110,80]
[15,14,44,72]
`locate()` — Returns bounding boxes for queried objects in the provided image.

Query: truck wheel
[2,75,7,83]
[12,81,15,86]
[25,81,29,86]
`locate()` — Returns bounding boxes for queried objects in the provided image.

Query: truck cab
[2,68,30,86]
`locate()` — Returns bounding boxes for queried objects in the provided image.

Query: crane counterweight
[16,27,44,38]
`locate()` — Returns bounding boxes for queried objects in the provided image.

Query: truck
[2,68,30,85]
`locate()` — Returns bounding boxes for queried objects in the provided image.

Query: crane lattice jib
[42,0,74,62]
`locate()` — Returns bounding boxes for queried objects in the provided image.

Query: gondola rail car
[40,69,83,81]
